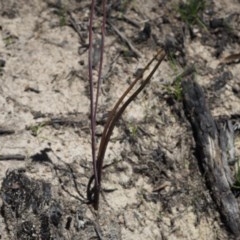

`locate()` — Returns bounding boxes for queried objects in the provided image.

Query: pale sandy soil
[0,0,240,239]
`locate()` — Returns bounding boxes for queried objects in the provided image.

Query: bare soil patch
[1,0,240,239]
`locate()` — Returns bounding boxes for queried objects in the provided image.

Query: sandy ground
[0,0,240,239]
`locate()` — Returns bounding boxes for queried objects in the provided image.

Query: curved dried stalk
[88,49,166,210]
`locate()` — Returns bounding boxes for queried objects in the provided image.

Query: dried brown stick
[67,11,86,44]
[0,154,25,161]
[108,21,142,58]
[113,15,141,28]
[0,128,15,135]
[223,53,240,64]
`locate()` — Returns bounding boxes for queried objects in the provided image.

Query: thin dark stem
[91,0,108,211]
[94,0,107,119]
[88,0,99,193]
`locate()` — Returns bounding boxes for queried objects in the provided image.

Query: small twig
[108,21,142,58]
[101,52,120,82]
[0,128,15,135]
[0,154,25,161]
[24,86,40,94]
[91,220,104,240]
[67,11,86,44]
[175,65,195,80]
[66,164,86,201]
[152,181,171,192]
[113,15,141,28]
[53,164,87,203]
[122,15,141,28]
[222,53,240,65]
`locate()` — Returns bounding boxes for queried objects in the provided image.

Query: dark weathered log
[182,78,240,236]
